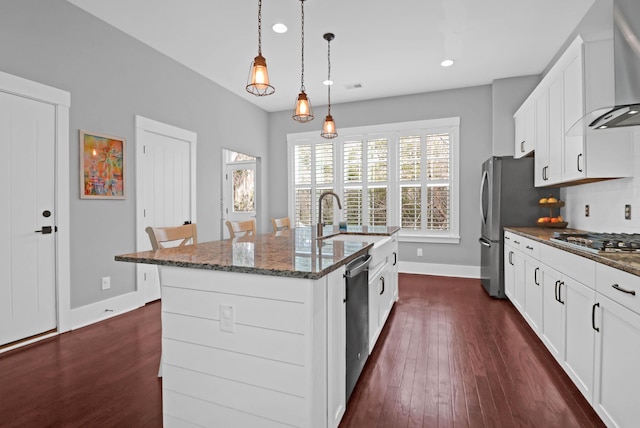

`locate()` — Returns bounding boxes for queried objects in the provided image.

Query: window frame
[287,117,460,244]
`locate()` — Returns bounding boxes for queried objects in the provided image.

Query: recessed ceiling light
[272,23,287,33]
[441,59,454,67]
[323,79,333,86]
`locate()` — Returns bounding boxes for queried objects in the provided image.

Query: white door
[0,91,57,346]
[222,156,257,239]
[135,116,196,303]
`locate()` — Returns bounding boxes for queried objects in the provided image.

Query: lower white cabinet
[592,264,640,428]
[540,264,565,362]
[368,259,392,352]
[504,231,640,427]
[390,236,399,301]
[562,276,596,401]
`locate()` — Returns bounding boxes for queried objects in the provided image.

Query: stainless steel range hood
[588,0,640,129]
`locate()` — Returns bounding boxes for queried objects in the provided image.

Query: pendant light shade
[246,0,274,96]
[293,0,314,123]
[320,32,337,138]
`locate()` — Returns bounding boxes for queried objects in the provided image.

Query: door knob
[35,226,53,234]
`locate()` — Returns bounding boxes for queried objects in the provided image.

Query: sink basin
[323,234,392,267]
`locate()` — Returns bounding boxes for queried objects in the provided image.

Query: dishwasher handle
[344,255,372,278]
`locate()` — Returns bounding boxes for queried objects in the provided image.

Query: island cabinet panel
[164,389,293,428]
[162,286,306,334]
[159,266,329,428]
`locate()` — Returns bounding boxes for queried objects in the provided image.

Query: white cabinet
[390,236,399,302]
[592,264,640,428]
[514,101,535,158]
[327,266,346,428]
[516,35,634,187]
[523,255,543,333]
[540,263,564,362]
[504,243,516,301]
[368,258,391,352]
[562,275,596,402]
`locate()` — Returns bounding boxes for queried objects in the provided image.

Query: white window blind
[288,118,460,243]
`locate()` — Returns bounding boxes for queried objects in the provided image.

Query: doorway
[0,71,71,350]
[135,116,196,304]
[221,149,259,239]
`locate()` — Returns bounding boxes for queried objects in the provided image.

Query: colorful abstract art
[80,130,125,199]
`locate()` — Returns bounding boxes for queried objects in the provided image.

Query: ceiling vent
[345,83,364,90]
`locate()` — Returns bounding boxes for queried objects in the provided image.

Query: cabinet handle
[393,251,397,266]
[380,276,385,295]
[509,251,514,265]
[592,302,600,332]
[534,267,540,286]
[521,141,525,153]
[577,153,583,172]
[558,281,565,304]
[526,245,534,250]
[612,284,636,296]
[554,280,560,302]
[505,235,510,241]
[514,240,521,245]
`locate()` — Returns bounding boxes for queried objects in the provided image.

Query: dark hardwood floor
[0,274,604,427]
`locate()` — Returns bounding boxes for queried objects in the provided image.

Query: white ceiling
[66,0,595,113]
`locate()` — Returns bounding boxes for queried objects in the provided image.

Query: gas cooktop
[550,232,640,254]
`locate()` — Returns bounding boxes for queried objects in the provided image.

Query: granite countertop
[505,226,640,277]
[115,225,400,280]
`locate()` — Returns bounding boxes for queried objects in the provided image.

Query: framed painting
[80,130,126,199]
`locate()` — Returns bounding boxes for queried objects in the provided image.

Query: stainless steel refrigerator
[478,156,551,298]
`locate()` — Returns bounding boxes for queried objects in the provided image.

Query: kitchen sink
[322,234,392,267]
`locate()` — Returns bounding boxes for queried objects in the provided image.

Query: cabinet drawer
[504,232,523,250]
[541,244,595,289]
[596,264,640,315]
[520,236,540,259]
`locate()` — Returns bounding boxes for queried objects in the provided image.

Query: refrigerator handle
[478,237,491,247]
[479,170,488,225]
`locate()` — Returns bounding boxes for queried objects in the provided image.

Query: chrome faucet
[317,191,342,237]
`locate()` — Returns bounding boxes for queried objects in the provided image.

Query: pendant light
[246,0,275,96]
[320,33,337,139]
[292,0,314,122]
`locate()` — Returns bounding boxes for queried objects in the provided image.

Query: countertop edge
[504,227,640,277]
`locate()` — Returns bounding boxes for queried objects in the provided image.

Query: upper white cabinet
[516,35,635,187]
[514,100,535,158]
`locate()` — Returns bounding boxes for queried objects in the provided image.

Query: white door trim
[134,116,197,305]
[0,70,71,335]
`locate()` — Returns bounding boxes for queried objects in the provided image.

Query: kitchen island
[116,226,399,428]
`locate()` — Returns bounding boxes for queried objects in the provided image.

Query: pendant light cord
[300,0,305,91]
[257,0,263,56]
[327,38,331,115]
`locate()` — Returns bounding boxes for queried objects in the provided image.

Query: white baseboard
[399,261,480,279]
[70,292,143,330]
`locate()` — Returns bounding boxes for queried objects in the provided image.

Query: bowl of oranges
[537,196,568,228]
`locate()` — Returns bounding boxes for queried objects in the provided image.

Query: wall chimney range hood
[587,0,640,130]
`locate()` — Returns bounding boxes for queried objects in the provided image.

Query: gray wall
[492,76,541,156]
[269,86,493,269]
[0,0,270,308]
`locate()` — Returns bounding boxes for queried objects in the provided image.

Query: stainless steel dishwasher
[344,254,371,402]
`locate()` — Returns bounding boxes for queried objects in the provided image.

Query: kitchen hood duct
[585,0,640,130]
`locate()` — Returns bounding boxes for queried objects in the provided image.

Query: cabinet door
[377,265,392,331]
[391,239,399,302]
[593,295,640,428]
[512,250,526,314]
[504,245,516,301]
[562,52,586,182]
[514,103,535,158]
[563,277,596,402]
[541,264,564,362]
[514,110,525,158]
[534,89,549,187]
[523,256,543,333]
[546,75,563,185]
[327,267,346,427]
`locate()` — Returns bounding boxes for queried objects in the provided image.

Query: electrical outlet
[625,204,631,220]
[101,276,111,290]
[417,248,423,257]
[220,304,235,333]
[585,205,590,217]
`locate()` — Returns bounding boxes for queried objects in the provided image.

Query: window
[287,118,460,243]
